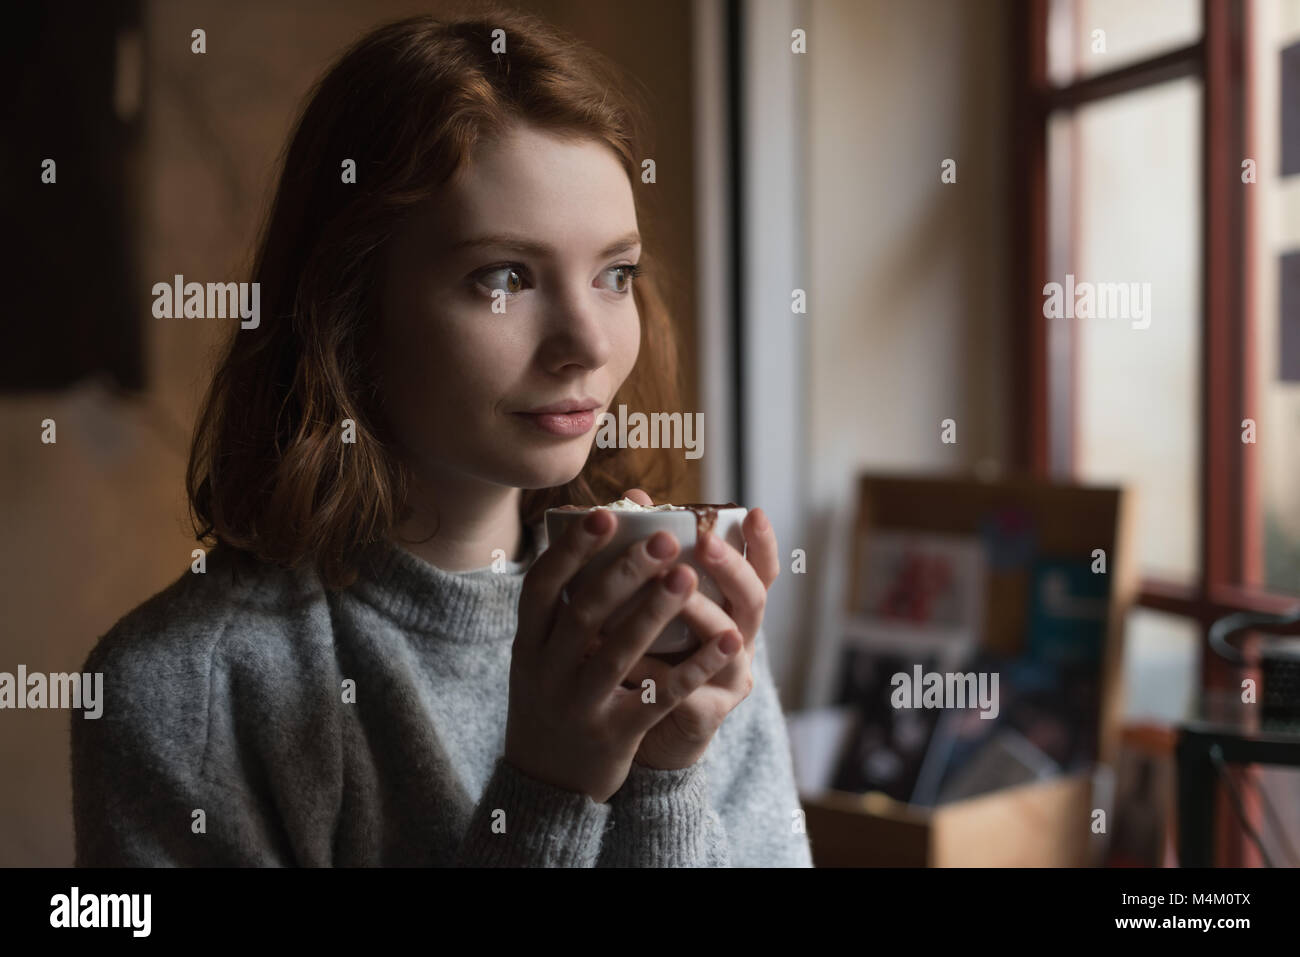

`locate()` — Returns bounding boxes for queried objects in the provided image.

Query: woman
[72,8,812,867]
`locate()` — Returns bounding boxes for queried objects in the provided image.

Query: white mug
[544,504,748,655]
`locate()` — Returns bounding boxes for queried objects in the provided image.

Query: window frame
[1012,0,1290,659]
[1011,0,1281,867]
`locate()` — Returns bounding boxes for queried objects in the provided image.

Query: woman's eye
[603,263,642,294]
[475,263,640,297]
[476,266,527,295]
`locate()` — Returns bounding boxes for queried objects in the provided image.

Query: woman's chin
[508,455,588,491]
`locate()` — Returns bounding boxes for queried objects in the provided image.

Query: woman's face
[375,122,642,493]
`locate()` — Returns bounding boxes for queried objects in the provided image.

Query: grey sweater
[71,521,814,867]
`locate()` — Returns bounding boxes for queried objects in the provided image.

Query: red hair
[186,7,684,589]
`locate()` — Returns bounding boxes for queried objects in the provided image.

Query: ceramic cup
[544,502,748,655]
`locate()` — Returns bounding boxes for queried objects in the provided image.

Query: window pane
[1121,608,1199,723]
[1068,78,1202,581]
[1049,0,1201,86]
[1251,1,1300,595]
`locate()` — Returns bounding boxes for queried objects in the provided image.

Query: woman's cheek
[617,317,641,374]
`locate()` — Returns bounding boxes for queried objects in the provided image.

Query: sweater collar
[349,520,546,642]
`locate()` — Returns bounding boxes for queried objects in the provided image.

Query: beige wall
[793,0,1011,699]
[806,0,1010,500]
[0,0,698,867]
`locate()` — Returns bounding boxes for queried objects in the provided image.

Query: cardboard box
[795,473,1137,867]
[802,770,1099,866]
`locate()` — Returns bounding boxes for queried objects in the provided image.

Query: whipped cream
[599,497,686,512]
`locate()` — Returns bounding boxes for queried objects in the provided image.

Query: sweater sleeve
[452,757,612,866]
[598,627,814,867]
[71,623,301,867]
[597,759,728,866]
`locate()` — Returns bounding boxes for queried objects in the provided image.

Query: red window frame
[1010,0,1296,866]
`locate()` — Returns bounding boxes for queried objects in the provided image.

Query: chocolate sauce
[674,502,740,536]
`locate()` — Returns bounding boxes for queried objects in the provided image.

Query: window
[1013,0,1300,866]
[1068,78,1202,583]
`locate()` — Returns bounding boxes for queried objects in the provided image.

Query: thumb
[623,488,653,506]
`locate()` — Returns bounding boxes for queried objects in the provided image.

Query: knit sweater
[71,520,814,867]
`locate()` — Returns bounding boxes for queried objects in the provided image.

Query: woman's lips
[513,410,596,436]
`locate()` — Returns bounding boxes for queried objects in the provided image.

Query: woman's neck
[391,469,524,573]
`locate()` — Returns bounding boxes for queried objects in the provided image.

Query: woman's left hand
[616,488,780,772]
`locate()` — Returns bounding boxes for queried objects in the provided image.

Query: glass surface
[1066,77,1202,581]
[1121,608,1199,723]
[1049,0,1201,86]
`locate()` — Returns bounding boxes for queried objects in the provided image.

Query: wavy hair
[186,6,685,589]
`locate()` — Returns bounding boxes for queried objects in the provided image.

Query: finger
[551,530,684,670]
[626,631,752,700]
[694,528,767,644]
[706,633,756,696]
[620,630,744,735]
[623,488,653,506]
[674,587,753,692]
[672,587,742,647]
[576,561,696,701]
[516,508,618,660]
[743,508,781,589]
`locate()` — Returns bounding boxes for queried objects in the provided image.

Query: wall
[790,0,1011,703]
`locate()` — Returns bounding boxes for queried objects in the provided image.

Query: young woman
[72,9,812,867]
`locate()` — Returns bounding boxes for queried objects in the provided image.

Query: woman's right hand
[504,508,743,804]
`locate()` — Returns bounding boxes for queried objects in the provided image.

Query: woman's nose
[538,282,616,371]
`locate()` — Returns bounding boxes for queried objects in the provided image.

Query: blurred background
[2,0,1298,867]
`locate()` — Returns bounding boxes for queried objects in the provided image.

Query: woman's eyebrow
[446,231,642,259]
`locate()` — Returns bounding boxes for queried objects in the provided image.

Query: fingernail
[665,566,691,593]
[584,510,610,534]
[719,631,742,655]
[754,510,769,532]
